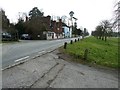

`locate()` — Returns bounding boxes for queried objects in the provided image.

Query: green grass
[63,36,119,68]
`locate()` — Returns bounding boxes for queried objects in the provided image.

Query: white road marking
[38,50,45,54]
[14,56,29,62]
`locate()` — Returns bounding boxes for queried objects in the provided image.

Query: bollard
[70,40,73,44]
[84,49,88,60]
[78,38,79,41]
[64,42,67,49]
[75,39,77,42]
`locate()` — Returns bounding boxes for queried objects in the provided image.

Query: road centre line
[14,56,30,62]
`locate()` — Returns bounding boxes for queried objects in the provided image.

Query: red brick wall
[58,19,62,33]
[51,19,63,34]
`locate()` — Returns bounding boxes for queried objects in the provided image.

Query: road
[3,49,118,88]
[2,38,78,69]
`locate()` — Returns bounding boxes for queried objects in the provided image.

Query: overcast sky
[0,0,118,33]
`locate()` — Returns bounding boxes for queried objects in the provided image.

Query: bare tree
[100,20,111,41]
[69,11,74,26]
[113,1,120,32]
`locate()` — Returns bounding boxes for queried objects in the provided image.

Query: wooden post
[75,39,77,42]
[64,42,67,49]
[70,40,73,44]
[84,49,88,60]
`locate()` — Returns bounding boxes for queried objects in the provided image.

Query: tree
[20,7,47,40]
[84,28,89,36]
[2,9,10,30]
[77,28,82,36]
[69,11,79,37]
[1,9,18,41]
[113,1,120,32]
[95,25,103,39]
[83,28,87,38]
[9,23,18,40]
[92,20,113,41]
[100,20,111,41]
[29,7,44,20]
[69,11,74,18]
[69,11,74,31]
[15,19,25,38]
[24,17,47,39]
[72,22,77,36]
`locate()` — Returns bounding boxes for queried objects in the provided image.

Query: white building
[46,31,57,40]
[62,26,69,38]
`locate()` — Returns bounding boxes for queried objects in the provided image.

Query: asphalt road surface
[2,38,78,69]
[3,49,118,88]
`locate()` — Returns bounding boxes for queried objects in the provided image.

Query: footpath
[2,49,118,88]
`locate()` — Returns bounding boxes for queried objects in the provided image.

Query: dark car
[2,32,12,41]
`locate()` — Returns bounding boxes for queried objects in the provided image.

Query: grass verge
[60,36,119,68]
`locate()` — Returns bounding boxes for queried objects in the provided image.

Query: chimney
[46,15,51,27]
[59,19,62,23]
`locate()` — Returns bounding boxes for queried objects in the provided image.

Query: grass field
[62,36,119,68]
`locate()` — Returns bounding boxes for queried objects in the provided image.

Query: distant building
[62,23,70,38]
[50,19,63,39]
[25,15,51,40]
[25,15,65,40]
[46,31,57,40]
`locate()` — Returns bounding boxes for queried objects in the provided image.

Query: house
[62,26,70,38]
[62,23,71,38]
[25,15,51,40]
[46,31,57,40]
[25,15,65,40]
[43,17,64,40]
[50,19,64,39]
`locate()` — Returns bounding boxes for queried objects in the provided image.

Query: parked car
[2,32,12,41]
[21,34,31,40]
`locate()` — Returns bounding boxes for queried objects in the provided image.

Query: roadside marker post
[64,42,67,49]
[70,40,73,44]
[84,49,88,60]
[75,39,77,42]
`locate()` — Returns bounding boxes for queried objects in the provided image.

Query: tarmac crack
[47,64,65,88]
[29,62,59,88]
[30,63,65,88]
